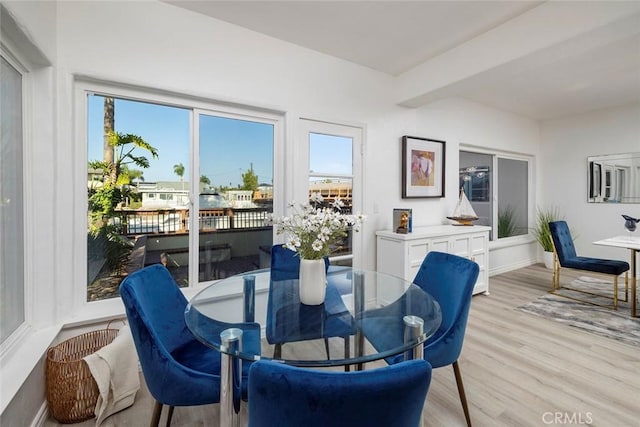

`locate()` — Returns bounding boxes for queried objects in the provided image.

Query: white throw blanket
[84,324,140,425]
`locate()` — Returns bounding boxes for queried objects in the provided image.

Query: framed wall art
[402,136,446,198]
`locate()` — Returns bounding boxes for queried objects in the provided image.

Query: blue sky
[88,95,352,187]
[88,96,191,182]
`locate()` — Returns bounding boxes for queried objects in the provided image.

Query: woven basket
[45,321,122,423]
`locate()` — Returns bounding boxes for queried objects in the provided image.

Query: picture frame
[402,136,445,198]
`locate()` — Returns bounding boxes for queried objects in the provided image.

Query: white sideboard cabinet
[376,225,491,295]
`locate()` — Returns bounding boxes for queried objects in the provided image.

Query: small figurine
[397,212,409,234]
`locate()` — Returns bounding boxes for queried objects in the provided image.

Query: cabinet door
[470,233,488,294]
[377,237,407,279]
[408,239,430,280]
[469,234,486,265]
[430,237,449,253]
[449,235,471,258]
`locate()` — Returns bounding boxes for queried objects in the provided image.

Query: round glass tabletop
[185,266,442,367]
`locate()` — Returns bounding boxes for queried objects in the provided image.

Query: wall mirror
[588,152,640,203]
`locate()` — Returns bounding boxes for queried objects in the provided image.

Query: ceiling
[166,1,640,120]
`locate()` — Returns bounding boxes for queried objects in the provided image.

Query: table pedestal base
[220,328,243,427]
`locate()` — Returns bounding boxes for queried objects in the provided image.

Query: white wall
[540,103,640,261]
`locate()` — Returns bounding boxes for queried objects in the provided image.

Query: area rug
[516,276,640,348]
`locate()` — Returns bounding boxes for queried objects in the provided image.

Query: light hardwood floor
[44,264,640,427]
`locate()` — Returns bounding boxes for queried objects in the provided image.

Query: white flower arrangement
[269,193,366,260]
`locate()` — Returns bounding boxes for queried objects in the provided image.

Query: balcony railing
[114,207,272,236]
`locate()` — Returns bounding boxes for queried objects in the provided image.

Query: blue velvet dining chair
[549,220,629,309]
[120,264,261,427]
[359,251,479,427]
[266,245,353,360]
[247,359,432,427]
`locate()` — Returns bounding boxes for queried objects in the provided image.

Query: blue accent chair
[359,251,479,427]
[120,264,260,426]
[248,359,433,427]
[549,221,629,309]
[266,245,354,361]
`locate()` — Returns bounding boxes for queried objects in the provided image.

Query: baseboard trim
[490,258,538,276]
[30,400,48,427]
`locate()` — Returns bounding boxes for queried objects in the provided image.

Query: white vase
[543,251,554,269]
[299,258,326,305]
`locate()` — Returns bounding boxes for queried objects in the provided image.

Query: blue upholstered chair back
[248,359,432,427]
[413,251,479,368]
[549,221,577,264]
[267,245,350,346]
[270,244,329,280]
[120,264,221,406]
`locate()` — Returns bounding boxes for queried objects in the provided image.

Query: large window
[0,54,25,344]
[460,150,530,241]
[86,89,277,301]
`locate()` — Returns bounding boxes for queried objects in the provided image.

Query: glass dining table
[185,266,442,426]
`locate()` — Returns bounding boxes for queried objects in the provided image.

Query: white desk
[593,235,640,317]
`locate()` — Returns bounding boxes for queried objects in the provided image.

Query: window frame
[75,78,285,306]
[460,145,534,246]
[0,13,56,412]
[0,44,30,353]
[296,118,364,267]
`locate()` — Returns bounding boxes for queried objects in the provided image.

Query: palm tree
[200,175,211,189]
[173,163,185,180]
[88,131,157,274]
[127,169,144,187]
[172,163,184,188]
[103,97,114,165]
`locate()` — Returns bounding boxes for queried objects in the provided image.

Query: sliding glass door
[195,112,275,281]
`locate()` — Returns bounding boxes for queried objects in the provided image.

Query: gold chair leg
[453,361,472,427]
[614,275,618,310]
[624,272,629,302]
[553,263,560,290]
[551,251,560,290]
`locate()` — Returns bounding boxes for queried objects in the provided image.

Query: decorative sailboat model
[447,188,479,226]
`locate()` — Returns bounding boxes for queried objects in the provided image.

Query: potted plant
[531,206,561,269]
